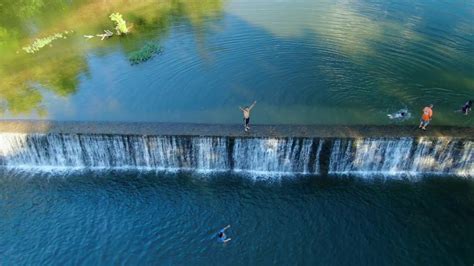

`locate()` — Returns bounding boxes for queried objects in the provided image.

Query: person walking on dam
[239,101,257,132]
[419,104,433,130]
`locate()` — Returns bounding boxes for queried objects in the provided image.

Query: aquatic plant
[1,0,224,116]
[22,30,71,54]
[128,42,161,65]
[110,12,129,35]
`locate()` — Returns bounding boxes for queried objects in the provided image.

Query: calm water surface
[0,0,473,125]
[1,172,473,265]
[2,2,473,264]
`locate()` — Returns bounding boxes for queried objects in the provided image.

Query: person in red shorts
[418,104,433,130]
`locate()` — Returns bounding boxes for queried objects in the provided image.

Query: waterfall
[232,138,320,175]
[0,134,230,172]
[0,133,321,175]
[329,137,473,178]
[0,133,471,178]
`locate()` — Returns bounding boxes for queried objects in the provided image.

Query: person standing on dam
[419,104,433,130]
[239,101,257,132]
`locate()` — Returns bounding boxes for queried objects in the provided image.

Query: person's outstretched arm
[224,238,231,243]
[239,106,244,111]
[222,225,231,231]
[249,101,257,110]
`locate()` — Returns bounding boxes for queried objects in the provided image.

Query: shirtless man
[239,101,257,132]
[418,104,433,130]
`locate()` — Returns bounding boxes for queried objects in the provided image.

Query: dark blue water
[1,171,473,265]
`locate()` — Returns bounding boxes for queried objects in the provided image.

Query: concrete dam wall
[0,121,472,178]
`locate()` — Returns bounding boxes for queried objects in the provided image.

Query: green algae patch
[22,31,72,54]
[128,42,161,65]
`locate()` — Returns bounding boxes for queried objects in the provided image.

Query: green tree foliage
[0,0,224,116]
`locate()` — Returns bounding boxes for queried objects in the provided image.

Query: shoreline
[0,120,473,138]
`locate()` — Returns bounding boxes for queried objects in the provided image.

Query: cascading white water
[0,133,230,172]
[329,138,414,176]
[0,133,471,177]
[457,141,474,177]
[192,137,229,172]
[329,137,473,177]
[232,138,320,175]
[0,133,321,175]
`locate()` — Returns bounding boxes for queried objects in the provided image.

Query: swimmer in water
[461,100,472,115]
[217,225,231,243]
[387,108,411,120]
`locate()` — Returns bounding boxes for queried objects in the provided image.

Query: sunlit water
[1,1,473,264]
[0,0,473,126]
[1,172,473,265]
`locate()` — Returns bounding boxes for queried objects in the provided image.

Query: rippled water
[1,171,473,265]
[0,0,473,126]
[1,1,473,264]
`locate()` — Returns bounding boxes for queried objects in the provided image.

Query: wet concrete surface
[0,120,472,139]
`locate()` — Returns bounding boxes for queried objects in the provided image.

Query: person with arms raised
[239,101,257,132]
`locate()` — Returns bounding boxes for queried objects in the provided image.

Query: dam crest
[0,121,472,178]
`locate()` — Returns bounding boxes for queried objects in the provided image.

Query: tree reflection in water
[0,0,224,117]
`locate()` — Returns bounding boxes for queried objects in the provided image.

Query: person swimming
[217,225,231,243]
[461,100,472,115]
[388,109,411,120]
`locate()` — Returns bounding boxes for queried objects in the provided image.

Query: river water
[0,0,473,126]
[1,172,473,265]
[1,0,473,264]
